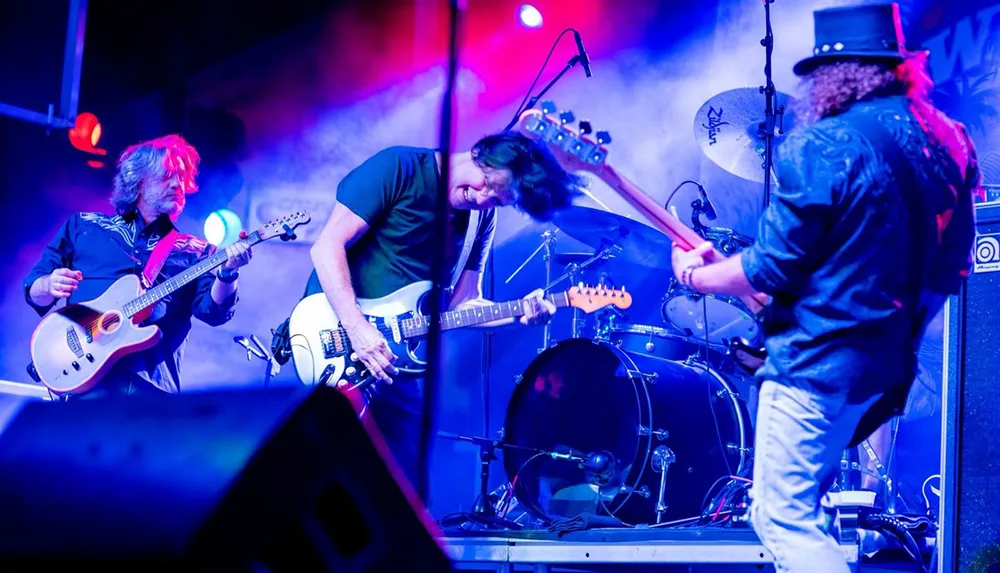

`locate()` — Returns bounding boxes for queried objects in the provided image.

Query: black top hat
[793,3,911,76]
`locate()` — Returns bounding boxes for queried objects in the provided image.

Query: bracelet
[216,269,239,284]
[680,265,700,292]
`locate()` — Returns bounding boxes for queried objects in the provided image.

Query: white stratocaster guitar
[289,282,632,401]
[30,211,312,395]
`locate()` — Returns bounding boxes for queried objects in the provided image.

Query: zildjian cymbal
[694,87,798,183]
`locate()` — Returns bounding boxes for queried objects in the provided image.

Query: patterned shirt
[742,94,977,402]
[24,210,238,394]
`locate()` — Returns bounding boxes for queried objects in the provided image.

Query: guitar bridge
[319,329,347,359]
[66,326,85,358]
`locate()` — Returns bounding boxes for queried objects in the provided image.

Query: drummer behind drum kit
[462,90,803,529]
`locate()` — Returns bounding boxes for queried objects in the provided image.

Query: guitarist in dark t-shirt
[305,133,584,502]
[668,5,976,573]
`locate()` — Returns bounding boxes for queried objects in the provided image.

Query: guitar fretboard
[400,292,570,337]
[122,231,263,318]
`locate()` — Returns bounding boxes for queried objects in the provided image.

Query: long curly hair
[801,52,934,122]
[110,134,200,214]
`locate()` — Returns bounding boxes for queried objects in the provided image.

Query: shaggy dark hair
[110,134,200,214]
[471,132,585,221]
[802,52,934,121]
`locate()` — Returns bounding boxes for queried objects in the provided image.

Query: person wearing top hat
[671,3,977,572]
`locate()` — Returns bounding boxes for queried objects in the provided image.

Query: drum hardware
[716,388,740,400]
[651,446,677,524]
[726,443,754,455]
[505,229,560,351]
[619,485,651,499]
[503,338,753,526]
[638,426,670,440]
[437,430,586,526]
[661,278,764,348]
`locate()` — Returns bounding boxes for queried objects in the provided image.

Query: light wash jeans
[749,380,881,573]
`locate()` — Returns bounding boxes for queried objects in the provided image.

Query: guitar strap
[140,229,180,289]
[450,209,481,291]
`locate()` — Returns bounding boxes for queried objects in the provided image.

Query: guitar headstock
[516,101,611,175]
[567,284,631,314]
[258,211,312,241]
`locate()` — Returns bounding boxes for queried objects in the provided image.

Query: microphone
[573,31,593,78]
[697,184,718,220]
[582,451,616,486]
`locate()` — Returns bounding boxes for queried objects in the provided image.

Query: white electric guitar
[29,211,312,395]
[288,282,632,400]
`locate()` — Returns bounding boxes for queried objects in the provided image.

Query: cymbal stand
[544,242,620,291]
[505,230,559,351]
[544,243,619,340]
[760,0,787,208]
[566,262,583,338]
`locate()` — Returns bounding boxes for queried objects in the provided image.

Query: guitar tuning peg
[596,130,612,145]
[541,101,557,114]
[558,111,575,124]
[579,121,593,135]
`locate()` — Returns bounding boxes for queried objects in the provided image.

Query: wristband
[216,269,239,284]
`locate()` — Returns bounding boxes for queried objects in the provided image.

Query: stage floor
[441,527,859,572]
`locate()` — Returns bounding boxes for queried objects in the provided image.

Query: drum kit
[439,87,807,531]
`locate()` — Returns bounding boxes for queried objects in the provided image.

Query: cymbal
[552,206,673,270]
[552,252,602,267]
[694,87,797,183]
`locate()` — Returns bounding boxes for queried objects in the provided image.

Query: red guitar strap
[140,229,180,289]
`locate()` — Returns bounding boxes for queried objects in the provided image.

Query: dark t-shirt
[305,146,495,300]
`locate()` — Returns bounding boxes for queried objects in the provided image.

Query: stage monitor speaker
[0,384,454,572]
[941,202,1000,572]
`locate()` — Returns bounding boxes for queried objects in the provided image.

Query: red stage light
[68,112,107,156]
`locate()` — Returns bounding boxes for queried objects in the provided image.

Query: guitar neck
[400,292,571,338]
[593,164,769,312]
[122,231,264,318]
[596,165,706,250]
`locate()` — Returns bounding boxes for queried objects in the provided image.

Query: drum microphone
[582,451,616,485]
[697,184,718,220]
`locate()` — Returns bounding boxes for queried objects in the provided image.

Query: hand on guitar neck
[515,105,770,313]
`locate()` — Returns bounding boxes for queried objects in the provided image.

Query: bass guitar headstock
[516,101,611,175]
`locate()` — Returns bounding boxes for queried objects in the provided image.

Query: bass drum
[502,338,752,526]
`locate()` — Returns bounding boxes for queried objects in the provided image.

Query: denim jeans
[749,380,881,573]
[361,374,429,504]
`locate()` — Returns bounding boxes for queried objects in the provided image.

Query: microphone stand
[502,55,581,132]
[437,431,579,526]
[759,0,780,209]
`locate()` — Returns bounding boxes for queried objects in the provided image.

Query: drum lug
[619,484,650,499]
[716,388,740,400]
[513,374,523,385]
[638,426,670,441]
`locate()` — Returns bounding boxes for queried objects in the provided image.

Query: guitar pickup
[319,329,347,359]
